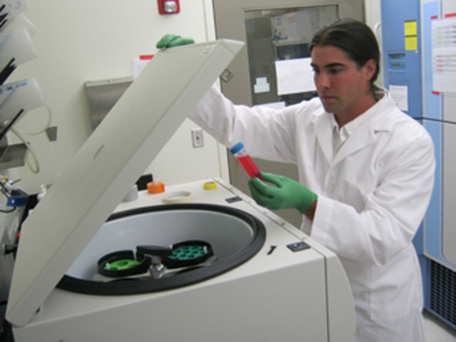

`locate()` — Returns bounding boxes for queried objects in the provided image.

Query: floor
[424,310,456,341]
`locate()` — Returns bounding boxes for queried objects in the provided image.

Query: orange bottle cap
[147,181,165,194]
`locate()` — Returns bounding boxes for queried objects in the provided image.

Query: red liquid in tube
[230,142,264,180]
[236,155,263,179]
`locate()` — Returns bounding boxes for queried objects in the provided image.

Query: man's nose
[315,73,330,89]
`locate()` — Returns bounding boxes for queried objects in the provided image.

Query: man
[157,18,435,341]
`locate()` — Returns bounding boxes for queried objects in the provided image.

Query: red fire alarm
[158,0,180,14]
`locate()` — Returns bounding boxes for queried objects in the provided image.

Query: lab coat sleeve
[189,85,298,163]
[310,126,435,266]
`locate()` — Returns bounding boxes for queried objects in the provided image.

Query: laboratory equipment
[3,40,355,341]
[0,27,36,71]
[0,2,42,172]
[381,0,456,330]
[229,142,263,179]
[10,178,355,341]
[0,176,27,333]
[0,77,45,169]
[0,1,30,32]
[0,78,44,125]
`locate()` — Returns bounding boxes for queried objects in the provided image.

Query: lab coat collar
[313,88,395,166]
[313,108,334,165]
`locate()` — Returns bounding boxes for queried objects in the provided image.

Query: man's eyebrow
[310,62,346,69]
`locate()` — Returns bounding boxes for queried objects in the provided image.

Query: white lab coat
[189,85,435,342]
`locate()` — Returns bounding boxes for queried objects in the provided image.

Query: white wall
[5,0,229,194]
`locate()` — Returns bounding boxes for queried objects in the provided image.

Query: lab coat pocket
[369,247,422,320]
[343,182,367,213]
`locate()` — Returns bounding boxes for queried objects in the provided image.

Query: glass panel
[244,6,338,106]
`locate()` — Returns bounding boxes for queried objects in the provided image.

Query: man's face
[310,45,376,121]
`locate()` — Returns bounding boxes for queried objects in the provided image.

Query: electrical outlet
[191,128,204,148]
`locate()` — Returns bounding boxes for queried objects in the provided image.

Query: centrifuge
[5,39,355,341]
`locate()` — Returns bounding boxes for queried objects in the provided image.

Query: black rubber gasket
[57,203,266,295]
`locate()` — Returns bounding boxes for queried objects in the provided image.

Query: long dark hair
[310,18,380,93]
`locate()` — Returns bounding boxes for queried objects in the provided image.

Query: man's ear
[364,59,377,82]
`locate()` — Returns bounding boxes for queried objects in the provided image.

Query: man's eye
[329,68,342,75]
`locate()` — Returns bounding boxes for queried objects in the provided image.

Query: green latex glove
[156,34,195,49]
[248,172,317,214]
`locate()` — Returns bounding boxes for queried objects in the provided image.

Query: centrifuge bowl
[57,203,266,295]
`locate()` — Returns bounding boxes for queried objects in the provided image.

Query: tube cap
[147,181,165,194]
[229,142,244,154]
[203,181,217,190]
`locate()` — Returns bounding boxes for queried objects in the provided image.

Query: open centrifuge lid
[6,39,244,327]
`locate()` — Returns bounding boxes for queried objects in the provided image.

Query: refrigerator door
[442,96,456,266]
[6,39,244,327]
